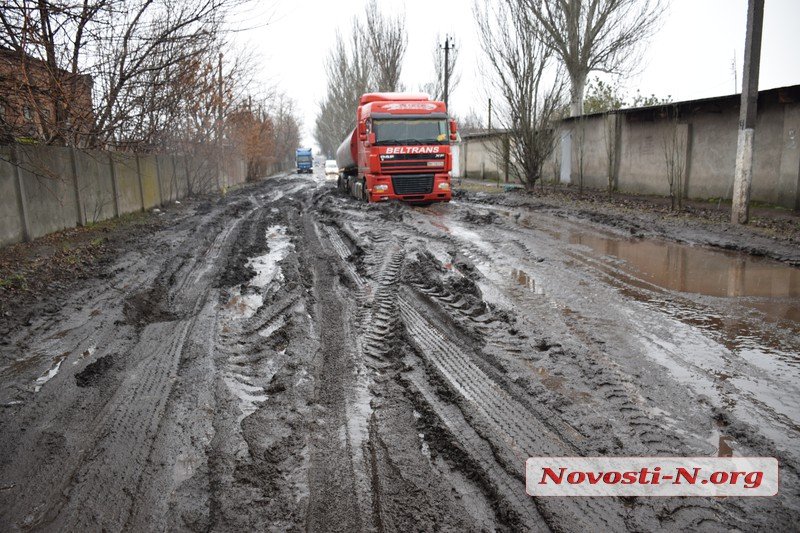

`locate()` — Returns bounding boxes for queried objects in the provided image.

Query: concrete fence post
[108,152,120,218]
[154,154,164,206]
[135,153,145,212]
[682,123,693,201]
[11,144,31,242]
[69,146,86,226]
[170,156,178,201]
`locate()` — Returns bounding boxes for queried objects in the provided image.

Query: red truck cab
[336,93,457,204]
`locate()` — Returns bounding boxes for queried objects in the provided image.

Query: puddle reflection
[511,269,536,291]
[569,232,800,300]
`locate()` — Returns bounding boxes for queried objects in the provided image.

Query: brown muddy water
[568,231,800,301]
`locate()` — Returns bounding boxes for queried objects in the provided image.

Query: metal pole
[488,98,492,131]
[443,35,451,108]
[731,0,764,225]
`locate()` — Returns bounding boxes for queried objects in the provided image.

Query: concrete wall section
[137,155,161,209]
[16,144,79,239]
[186,156,213,194]
[75,149,115,223]
[0,146,24,245]
[778,105,800,210]
[111,153,143,215]
[231,157,247,186]
[158,156,190,203]
[462,137,504,180]
[683,109,738,200]
[568,118,611,190]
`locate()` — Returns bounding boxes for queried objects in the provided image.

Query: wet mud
[0,172,798,531]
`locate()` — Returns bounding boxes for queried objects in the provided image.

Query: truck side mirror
[358,122,367,135]
[368,132,376,145]
[449,119,457,134]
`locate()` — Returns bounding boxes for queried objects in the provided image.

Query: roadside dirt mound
[461,210,497,225]
[123,283,178,327]
[75,354,115,388]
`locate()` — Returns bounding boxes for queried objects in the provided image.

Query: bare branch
[522,0,666,116]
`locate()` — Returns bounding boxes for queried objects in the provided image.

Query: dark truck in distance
[296,148,313,174]
[335,93,457,204]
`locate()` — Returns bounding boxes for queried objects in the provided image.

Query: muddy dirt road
[1,172,798,531]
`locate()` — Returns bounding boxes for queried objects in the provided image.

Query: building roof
[460,129,510,140]
[560,83,800,122]
[0,46,92,83]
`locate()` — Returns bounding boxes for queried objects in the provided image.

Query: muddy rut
[1,173,798,531]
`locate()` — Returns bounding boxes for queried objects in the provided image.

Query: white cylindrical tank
[335,129,357,173]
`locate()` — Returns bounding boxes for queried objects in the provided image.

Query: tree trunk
[569,72,586,117]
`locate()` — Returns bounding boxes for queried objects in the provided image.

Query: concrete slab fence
[0,144,246,248]
[554,85,800,210]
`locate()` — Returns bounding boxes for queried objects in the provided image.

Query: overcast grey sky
[231,0,800,149]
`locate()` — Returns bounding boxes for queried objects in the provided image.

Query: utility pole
[488,98,492,131]
[442,35,453,108]
[731,0,764,225]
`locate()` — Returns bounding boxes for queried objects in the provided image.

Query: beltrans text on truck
[335,93,457,204]
[295,148,313,174]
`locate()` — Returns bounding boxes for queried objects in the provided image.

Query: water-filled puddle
[512,269,536,291]
[34,352,68,392]
[568,231,800,301]
[250,226,293,288]
[226,225,293,319]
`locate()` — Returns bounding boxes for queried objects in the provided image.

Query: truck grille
[391,174,434,195]
[380,153,446,174]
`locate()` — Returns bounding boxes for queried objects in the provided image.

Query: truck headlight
[374,184,389,193]
[437,182,450,190]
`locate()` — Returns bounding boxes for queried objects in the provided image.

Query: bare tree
[270,93,302,169]
[455,108,484,134]
[576,115,586,195]
[363,0,406,92]
[522,0,666,117]
[0,0,251,148]
[663,106,686,211]
[603,112,620,193]
[315,2,409,156]
[314,21,374,157]
[475,0,565,190]
[314,25,373,157]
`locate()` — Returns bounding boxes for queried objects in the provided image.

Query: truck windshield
[373,119,448,145]
[297,156,312,162]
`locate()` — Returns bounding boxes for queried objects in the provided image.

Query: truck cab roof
[359,94,446,120]
[359,92,431,105]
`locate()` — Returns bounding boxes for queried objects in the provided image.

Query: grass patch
[455,182,507,194]
[0,273,27,290]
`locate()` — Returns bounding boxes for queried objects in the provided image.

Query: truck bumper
[365,173,452,203]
